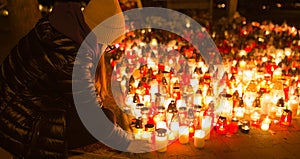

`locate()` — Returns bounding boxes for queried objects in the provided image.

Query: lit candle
[155,128,168,152]
[239,60,246,68]
[251,111,261,122]
[241,120,250,134]
[284,48,292,57]
[194,94,202,106]
[289,97,299,118]
[189,124,195,137]
[141,131,152,143]
[261,117,271,131]
[156,121,167,129]
[168,131,175,141]
[170,121,179,138]
[176,99,183,110]
[134,128,143,140]
[220,94,233,117]
[216,116,228,135]
[179,126,189,144]
[261,94,271,115]
[190,78,199,93]
[144,94,151,107]
[202,116,212,140]
[229,117,239,134]
[280,109,292,126]
[194,130,205,149]
[234,106,245,118]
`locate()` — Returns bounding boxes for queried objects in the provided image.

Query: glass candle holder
[141,107,150,126]
[156,128,168,152]
[168,131,176,141]
[145,124,155,132]
[202,116,212,140]
[229,117,239,134]
[234,106,245,119]
[156,121,167,129]
[170,121,179,138]
[216,116,228,135]
[134,103,144,118]
[220,94,233,117]
[134,128,144,140]
[157,106,166,122]
[289,96,299,118]
[241,120,250,134]
[250,109,261,127]
[179,126,189,144]
[173,87,181,101]
[178,107,187,125]
[280,109,292,126]
[194,130,205,149]
[141,131,152,143]
[261,117,271,131]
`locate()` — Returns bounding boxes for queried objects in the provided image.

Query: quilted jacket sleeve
[58,36,131,151]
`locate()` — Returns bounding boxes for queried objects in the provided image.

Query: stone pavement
[69,118,300,159]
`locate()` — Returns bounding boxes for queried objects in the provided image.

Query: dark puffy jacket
[0,17,130,159]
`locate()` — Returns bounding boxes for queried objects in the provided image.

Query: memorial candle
[168,131,175,141]
[156,121,167,129]
[216,116,228,135]
[241,120,250,134]
[156,128,168,152]
[261,116,271,131]
[202,116,212,140]
[229,117,239,134]
[194,130,205,149]
[141,131,152,143]
[280,109,292,126]
[289,96,299,118]
[179,126,189,144]
[134,128,143,140]
[170,121,179,138]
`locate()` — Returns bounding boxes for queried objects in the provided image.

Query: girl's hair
[95,53,109,100]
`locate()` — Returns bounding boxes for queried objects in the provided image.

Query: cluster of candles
[109,17,300,152]
[115,50,299,151]
[113,44,299,152]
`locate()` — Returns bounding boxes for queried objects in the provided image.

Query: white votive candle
[170,121,179,138]
[261,121,270,131]
[141,132,152,143]
[194,130,205,148]
[179,126,189,144]
[156,128,168,152]
[156,121,167,129]
[261,117,271,131]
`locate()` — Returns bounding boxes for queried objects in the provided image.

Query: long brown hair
[95,53,108,100]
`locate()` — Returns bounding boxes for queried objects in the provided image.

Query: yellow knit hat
[83,0,125,44]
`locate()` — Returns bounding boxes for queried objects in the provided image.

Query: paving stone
[251,144,293,159]
[219,149,256,159]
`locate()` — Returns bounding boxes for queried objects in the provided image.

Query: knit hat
[83,0,125,44]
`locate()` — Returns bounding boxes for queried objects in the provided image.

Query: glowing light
[276,3,282,8]
[186,22,191,28]
[151,38,158,46]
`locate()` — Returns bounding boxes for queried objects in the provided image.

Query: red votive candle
[216,116,228,135]
[280,109,292,126]
[229,117,239,134]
